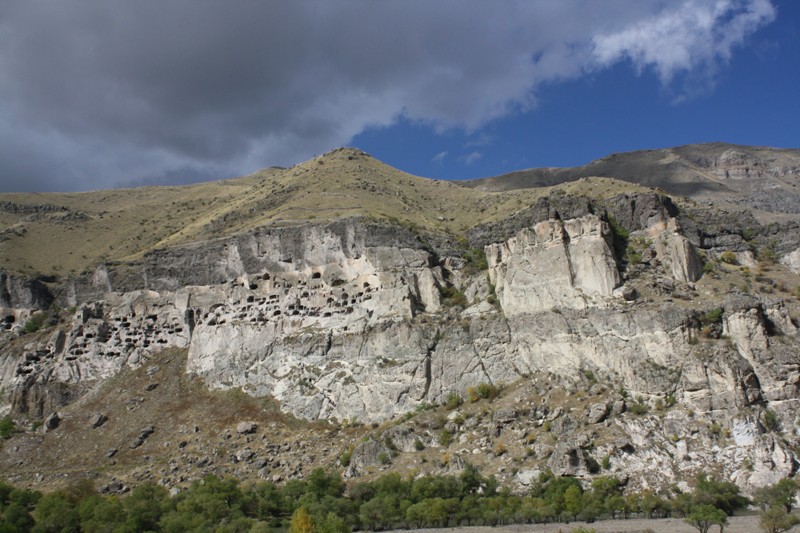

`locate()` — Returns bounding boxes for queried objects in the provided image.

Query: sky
[0,0,797,193]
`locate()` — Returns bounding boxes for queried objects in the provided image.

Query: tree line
[0,466,798,532]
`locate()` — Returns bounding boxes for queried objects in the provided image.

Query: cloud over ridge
[0,0,777,191]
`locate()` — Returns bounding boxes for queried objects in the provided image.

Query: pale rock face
[713,149,765,179]
[732,418,759,446]
[486,216,620,315]
[649,218,703,282]
[780,248,800,273]
[732,434,796,491]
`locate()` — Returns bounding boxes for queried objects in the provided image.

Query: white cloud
[461,151,483,165]
[0,0,777,191]
[431,151,448,164]
[591,0,776,83]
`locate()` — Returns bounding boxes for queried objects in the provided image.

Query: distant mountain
[464,143,800,218]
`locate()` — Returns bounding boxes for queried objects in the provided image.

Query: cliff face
[2,149,800,494]
[2,210,715,423]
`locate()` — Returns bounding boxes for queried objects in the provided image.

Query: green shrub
[339,446,354,467]
[476,382,499,400]
[463,248,488,273]
[607,215,630,261]
[23,311,47,333]
[440,285,468,307]
[700,308,724,326]
[762,409,780,432]
[626,247,643,266]
[719,251,738,265]
[0,416,15,439]
[445,392,462,410]
[439,429,453,447]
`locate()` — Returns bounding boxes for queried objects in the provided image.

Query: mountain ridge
[463,142,800,221]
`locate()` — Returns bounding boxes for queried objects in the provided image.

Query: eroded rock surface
[1,207,799,493]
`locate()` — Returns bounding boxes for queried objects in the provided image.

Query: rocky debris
[99,481,128,494]
[381,425,432,453]
[236,422,257,435]
[106,448,117,458]
[614,285,638,301]
[130,426,155,449]
[547,433,595,476]
[493,408,517,425]
[89,413,107,429]
[234,448,255,463]
[551,415,578,434]
[586,402,609,424]
[145,383,159,392]
[345,438,392,478]
[514,469,542,487]
[44,412,60,431]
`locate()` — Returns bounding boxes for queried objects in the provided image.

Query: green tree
[315,511,350,533]
[754,479,799,513]
[171,475,246,528]
[77,495,126,533]
[685,504,728,533]
[759,505,800,533]
[249,481,287,525]
[763,409,781,432]
[32,492,80,533]
[0,417,15,440]
[289,507,315,533]
[640,490,667,518]
[411,475,461,502]
[122,482,171,532]
[306,469,345,501]
[562,485,583,520]
[2,501,36,532]
[693,473,749,515]
[530,471,582,516]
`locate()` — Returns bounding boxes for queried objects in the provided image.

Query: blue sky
[0,0,796,192]
[355,0,800,180]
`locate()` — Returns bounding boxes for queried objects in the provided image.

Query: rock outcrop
[1,193,799,494]
[486,215,620,314]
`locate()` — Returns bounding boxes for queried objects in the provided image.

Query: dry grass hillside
[0,147,650,278]
[463,142,800,223]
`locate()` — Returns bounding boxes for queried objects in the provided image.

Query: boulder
[493,408,517,424]
[89,413,108,429]
[586,402,609,424]
[44,412,60,431]
[344,439,392,478]
[236,422,257,435]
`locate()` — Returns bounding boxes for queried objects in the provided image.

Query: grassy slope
[0,147,650,278]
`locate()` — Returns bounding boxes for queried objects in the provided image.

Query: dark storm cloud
[0,1,775,191]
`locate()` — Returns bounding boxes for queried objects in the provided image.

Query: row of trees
[0,466,797,532]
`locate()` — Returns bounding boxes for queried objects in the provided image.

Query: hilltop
[0,147,650,279]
